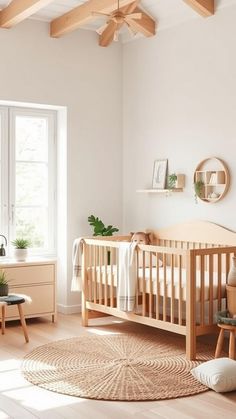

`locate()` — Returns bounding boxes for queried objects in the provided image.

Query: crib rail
[83,239,188,330]
[81,238,236,360]
[189,246,236,333]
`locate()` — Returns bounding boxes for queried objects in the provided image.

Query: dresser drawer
[4,264,54,286]
[6,284,55,319]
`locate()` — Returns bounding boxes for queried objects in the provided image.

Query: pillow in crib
[130,232,163,267]
[191,358,236,393]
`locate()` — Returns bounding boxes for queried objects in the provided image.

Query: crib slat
[104,246,108,307]
[171,254,174,323]
[217,254,222,311]
[178,255,182,325]
[163,253,167,322]
[200,255,205,326]
[94,246,97,303]
[149,252,153,318]
[110,247,114,308]
[136,250,139,312]
[226,253,230,277]
[209,254,213,325]
[88,246,92,301]
[156,253,160,320]
[99,247,103,305]
[142,251,146,316]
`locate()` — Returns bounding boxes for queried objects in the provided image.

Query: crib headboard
[150,220,236,248]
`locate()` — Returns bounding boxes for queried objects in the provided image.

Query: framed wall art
[152,159,168,189]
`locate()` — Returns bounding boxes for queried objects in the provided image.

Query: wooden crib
[80,221,236,360]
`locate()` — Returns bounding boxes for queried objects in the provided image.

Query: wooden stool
[0,295,29,343]
[215,323,236,360]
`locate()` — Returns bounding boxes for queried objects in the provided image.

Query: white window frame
[0,106,8,240]
[1,106,57,256]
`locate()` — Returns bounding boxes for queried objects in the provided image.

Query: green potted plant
[88,215,119,264]
[168,173,177,189]
[194,180,204,203]
[88,215,119,236]
[0,270,10,296]
[11,238,31,261]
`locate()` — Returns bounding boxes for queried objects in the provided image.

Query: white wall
[0,20,123,312]
[123,5,236,234]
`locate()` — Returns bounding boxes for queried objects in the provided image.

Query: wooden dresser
[0,259,57,322]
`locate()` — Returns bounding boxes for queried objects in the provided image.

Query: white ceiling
[0,0,236,35]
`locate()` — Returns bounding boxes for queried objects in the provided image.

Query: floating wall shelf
[136,188,183,194]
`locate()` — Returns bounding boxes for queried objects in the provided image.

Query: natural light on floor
[0,358,85,413]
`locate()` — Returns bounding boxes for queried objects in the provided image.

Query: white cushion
[191,358,236,393]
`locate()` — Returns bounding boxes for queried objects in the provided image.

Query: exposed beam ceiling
[51,0,140,38]
[0,0,55,28]
[183,0,214,17]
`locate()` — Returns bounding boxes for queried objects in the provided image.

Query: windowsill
[0,256,57,266]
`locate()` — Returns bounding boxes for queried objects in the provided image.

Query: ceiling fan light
[114,31,119,42]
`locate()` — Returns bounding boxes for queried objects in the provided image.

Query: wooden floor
[0,313,235,419]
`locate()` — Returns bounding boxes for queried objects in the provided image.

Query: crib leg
[81,290,88,326]
[186,330,196,360]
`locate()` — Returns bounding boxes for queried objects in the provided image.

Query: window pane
[15,207,48,249]
[15,116,48,161]
[13,112,54,252]
[16,162,48,207]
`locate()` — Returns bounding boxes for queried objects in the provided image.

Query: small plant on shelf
[168,173,177,189]
[11,238,31,261]
[194,180,204,203]
[88,215,119,236]
[11,239,30,249]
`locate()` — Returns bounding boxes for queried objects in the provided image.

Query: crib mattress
[87,266,226,302]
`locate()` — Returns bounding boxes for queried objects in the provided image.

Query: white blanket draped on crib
[117,242,137,312]
[71,238,84,292]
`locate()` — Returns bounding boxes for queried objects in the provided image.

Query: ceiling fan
[92,0,143,46]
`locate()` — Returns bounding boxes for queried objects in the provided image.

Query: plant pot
[0,284,8,296]
[176,174,185,189]
[226,284,236,318]
[13,248,28,261]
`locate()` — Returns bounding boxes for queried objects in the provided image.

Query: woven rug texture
[22,330,213,401]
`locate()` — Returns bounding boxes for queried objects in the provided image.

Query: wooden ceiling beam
[0,0,55,28]
[183,0,214,17]
[50,0,135,38]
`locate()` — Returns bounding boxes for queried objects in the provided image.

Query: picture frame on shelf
[152,159,168,189]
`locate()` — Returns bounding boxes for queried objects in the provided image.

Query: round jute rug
[22,331,213,401]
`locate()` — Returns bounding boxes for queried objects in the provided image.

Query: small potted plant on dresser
[0,270,9,296]
[11,238,31,261]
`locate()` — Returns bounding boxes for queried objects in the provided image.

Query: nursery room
[0,0,236,418]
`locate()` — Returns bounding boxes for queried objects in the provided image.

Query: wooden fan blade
[99,20,117,47]
[126,21,137,36]
[96,23,108,35]
[124,17,140,34]
[126,12,142,20]
[92,11,110,17]
[124,0,139,14]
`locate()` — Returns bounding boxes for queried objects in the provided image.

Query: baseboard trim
[57,303,81,315]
